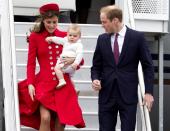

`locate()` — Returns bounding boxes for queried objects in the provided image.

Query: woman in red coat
[18,3,85,131]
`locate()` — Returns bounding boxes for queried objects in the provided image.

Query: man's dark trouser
[99,80,137,131]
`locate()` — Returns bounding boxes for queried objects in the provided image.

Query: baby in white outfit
[46,24,83,89]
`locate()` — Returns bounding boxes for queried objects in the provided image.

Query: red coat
[18,29,85,130]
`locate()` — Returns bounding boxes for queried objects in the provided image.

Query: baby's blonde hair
[67,24,81,36]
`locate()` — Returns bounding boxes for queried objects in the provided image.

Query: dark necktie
[113,33,119,64]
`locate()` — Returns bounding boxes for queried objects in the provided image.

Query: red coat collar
[41,29,67,37]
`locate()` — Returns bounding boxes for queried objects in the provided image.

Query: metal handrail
[138,63,152,131]
[127,0,152,131]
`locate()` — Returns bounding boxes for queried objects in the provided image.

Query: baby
[46,24,83,89]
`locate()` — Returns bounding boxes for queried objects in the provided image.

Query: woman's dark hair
[31,10,59,33]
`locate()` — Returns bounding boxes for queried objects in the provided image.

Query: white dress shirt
[111,25,127,54]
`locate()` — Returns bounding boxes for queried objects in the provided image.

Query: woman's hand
[28,84,35,101]
[62,57,75,66]
[71,63,78,70]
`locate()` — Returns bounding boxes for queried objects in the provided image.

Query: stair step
[21,114,121,131]
[16,64,92,81]
[21,126,100,131]
[21,127,122,131]
[15,35,98,52]
[15,49,94,66]
[79,96,98,112]
[17,78,94,95]
[21,126,122,131]
[14,22,104,36]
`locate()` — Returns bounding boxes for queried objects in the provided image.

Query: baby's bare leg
[54,65,64,80]
[54,64,66,88]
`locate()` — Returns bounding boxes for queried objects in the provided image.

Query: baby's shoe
[56,79,66,89]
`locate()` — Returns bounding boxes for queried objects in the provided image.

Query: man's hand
[92,79,102,91]
[143,93,154,111]
[28,84,35,101]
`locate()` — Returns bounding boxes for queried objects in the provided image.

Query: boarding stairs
[1,0,169,131]
[15,23,116,131]
[14,22,148,131]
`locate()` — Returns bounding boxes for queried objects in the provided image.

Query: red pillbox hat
[39,3,59,14]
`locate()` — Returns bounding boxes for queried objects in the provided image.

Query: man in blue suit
[91,5,154,131]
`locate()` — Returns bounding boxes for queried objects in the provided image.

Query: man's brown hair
[100,5,123,22]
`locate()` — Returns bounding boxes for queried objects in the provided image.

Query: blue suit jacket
[91,27,154,104]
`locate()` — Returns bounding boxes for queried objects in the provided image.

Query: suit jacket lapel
[118,27,131,65]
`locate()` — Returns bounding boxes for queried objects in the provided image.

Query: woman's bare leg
[39,105,51,131]
[55,115,65,131]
